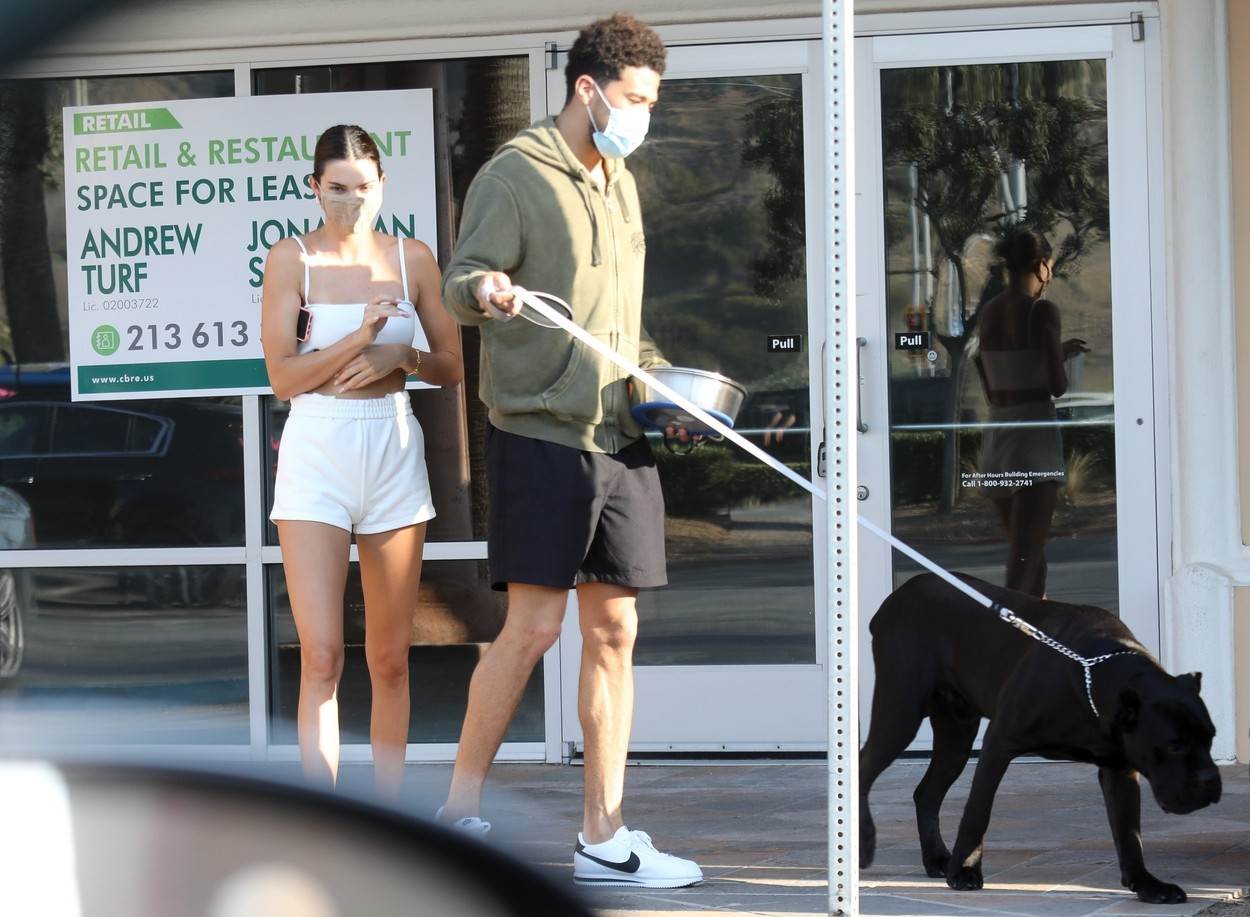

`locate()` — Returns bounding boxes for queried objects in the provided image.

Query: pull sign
[894,331,931,352]
[767,334,803,353]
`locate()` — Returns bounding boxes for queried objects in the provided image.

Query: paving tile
[299,760,1250,916]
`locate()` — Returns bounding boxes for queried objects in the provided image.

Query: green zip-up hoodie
[442,117,668,454]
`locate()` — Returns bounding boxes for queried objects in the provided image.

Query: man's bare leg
[442,584,567,817]
[577,582,638,843]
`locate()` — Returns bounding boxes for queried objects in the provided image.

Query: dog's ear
[1115,688,1141,733]
[1177,672,1203,695]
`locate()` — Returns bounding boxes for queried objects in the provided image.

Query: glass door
[546,41,830,750]
[855,25,1161,737]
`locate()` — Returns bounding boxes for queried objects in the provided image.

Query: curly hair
[564,13,667,103]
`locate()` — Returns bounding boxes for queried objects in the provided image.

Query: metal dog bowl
[630,367,746,435]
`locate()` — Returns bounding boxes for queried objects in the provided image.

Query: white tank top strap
[291,235,311,301]
[397,237,409,300]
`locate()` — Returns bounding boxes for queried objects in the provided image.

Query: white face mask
[320,187,381,234]
[586,81,650,159]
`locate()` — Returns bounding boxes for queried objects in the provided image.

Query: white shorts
[270,391,436,535]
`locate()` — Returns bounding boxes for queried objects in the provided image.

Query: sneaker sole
[573,874,703,889]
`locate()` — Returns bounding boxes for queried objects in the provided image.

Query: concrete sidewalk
[371,759,1248,917]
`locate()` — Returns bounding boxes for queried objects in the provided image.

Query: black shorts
[486,426,667,592]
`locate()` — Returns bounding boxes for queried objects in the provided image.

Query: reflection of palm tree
[742,87,805,300]
[452,58,530,542]
[0,81,65,363]
[629,76,810,391]
[882,61,1109,511]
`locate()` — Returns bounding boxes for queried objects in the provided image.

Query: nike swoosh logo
[576,845,642,874]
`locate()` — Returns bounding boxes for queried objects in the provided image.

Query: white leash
[509,286,1136,717]
[509,287,819,497]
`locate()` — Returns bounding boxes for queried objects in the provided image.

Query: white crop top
[292,235,430,355]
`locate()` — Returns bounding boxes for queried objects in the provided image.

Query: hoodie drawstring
[614,181,633,224]
[579,179,603,267]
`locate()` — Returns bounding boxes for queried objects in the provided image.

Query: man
[439,13,702,890]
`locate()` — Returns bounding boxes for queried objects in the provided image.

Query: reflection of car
[1055,391,1115,423]
[0,364,244,547]
[0,485,35,678]
[890,375,1117,426]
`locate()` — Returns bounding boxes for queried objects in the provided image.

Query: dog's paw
[860,818,876,869]
[922,850,950,879]
[946,864,984,891]
[1129,876,1186,904]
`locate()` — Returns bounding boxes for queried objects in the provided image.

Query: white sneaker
[573,826,703,888]
[435,806,491,836]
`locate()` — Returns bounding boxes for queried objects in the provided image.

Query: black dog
[859,573,1222,904]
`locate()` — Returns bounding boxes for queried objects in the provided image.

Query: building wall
[1160,0,1242,763]
[1233,0,1250,765]
[39,0,1147,58]
[1237,589,1250,762]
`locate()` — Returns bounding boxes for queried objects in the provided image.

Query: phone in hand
[296,306,313,343]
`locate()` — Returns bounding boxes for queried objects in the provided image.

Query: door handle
[820,341,827,439]
[856,337,868,433]
[817,341,827,477]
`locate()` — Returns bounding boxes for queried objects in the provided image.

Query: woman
[262,124,463,796]
[974,229,1087,597]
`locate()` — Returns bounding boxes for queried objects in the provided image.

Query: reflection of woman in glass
[974,230,1087,597]
[261,126,463,796]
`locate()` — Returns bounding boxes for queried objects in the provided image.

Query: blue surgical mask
[586,81,650,159]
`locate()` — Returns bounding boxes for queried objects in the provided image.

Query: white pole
[909,163,922,312]
[824,0,859,913]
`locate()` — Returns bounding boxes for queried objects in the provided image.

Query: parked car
[0,364,245,548]
[0,485,35,678]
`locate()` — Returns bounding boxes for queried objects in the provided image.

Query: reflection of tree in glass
[629,76,807,393]
[882,61,1109,511]
[1,72,232,366]
[0,80,64,363]
[741,84,805,301]
[448,57,531,541]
